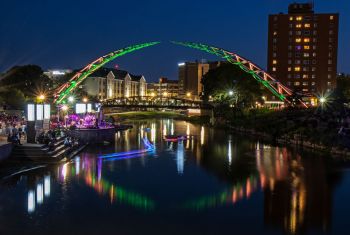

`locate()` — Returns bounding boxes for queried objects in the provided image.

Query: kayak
[164,135,188,142]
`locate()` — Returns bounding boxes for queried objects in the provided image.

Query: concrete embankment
[0,143,13,161]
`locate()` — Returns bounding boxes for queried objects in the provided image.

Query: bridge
[102,96,210,110]
[53,41,308,107]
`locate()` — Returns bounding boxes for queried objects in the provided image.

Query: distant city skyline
[0,0,348,82]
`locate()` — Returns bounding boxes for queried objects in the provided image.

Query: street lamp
[68,96,74,103]
[83,97,88,103]
[38,94,45,102]
[319,97,326,104]
[228,90,234,96]
[186,92,191,98]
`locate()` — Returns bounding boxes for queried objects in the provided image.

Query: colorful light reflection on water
[0,119,349,235]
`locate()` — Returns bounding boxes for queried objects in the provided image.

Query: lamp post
[319,97,327,109]
[83,97,88,114]
[37,94,45,128]
[186,92,192,102]
[61,105,68,127]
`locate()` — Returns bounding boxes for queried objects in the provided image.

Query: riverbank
[216,108,350,156]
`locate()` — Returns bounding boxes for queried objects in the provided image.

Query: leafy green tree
[202,63,264,108]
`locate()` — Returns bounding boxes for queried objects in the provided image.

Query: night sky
[0,0,348,82]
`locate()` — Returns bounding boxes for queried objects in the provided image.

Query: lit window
[288,67,292,71]
[330,15,334,20]
[327,82,332,86]
[304,23,311,28]
[304,45,310,50]
[303,82,308,86]
[304,38,310,43]
[294,82,300,86]
[302,89,309,92]
[295,67,301,72]
[289,16,294,21]
[296,24,302,28]
[273,60,277,64]
[296,38,302,43]
[328,74,332,79]
[272,67,276,72]
[273,31,278,36]
[304,53,309,57]
[311,82,316,86]
[303,74,309,79]
[296,16,303,21]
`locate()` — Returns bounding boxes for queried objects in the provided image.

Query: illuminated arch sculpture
[54,42,160,104]
[172,41,299,105]
[54,41,305,106]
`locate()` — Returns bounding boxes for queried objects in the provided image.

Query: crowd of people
[0,113,26,145]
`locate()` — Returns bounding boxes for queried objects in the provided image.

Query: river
[0,119,350,235]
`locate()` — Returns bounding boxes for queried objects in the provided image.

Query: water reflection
[0,119,346,234]
[176,141,185,175]
[184,176,259,210]
[26,174,51,213]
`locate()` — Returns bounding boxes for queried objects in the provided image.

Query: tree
[202,63,264,108]
[0,88,26,110]
[333,73,350,103]
[0,65,52,98]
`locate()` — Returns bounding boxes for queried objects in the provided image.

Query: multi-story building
[178,61,227,99]
[83,69,147,100]
[44,69,72,79]
[267,3,339,97]
[147,77,179,97]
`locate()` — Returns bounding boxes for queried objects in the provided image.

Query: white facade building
[83,70,147,100]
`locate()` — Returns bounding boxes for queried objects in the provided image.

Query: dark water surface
[1,119,350,235]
